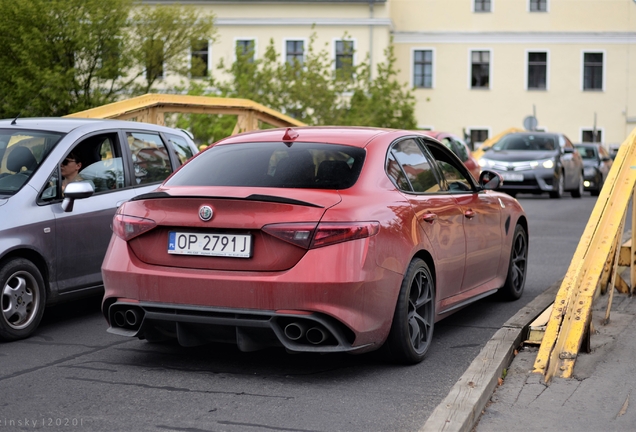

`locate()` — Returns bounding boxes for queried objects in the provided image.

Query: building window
[471,50,490,89]
[583,52,603,91]
[582,130,602,143]
[470,129,490,148]
[286,40,304,65]
[529,0,548,12]
[335,40,354,79]
[191,40,209,78]
[527,52,547,90]
[474,0,491,12]
[414,50,433,88]
[236,39,255,63]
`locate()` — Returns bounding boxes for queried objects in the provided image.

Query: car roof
[0,117,185,135]
[214,126,404,148]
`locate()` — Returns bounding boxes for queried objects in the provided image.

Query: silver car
[0,118,198,341]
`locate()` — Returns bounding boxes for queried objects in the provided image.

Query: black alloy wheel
[497,225,528,301]
[385,258,435,364]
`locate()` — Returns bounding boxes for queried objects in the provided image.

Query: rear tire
[571,173,583,198]
[385,258,435,364]
[497,225,528,301]
[0,258,46,341]
[549,173,564,199]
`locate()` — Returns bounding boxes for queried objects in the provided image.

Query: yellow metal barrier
[472,127,524,160]
[65,93,305,135]
[533,128,636,382]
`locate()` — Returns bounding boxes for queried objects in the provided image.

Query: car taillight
[262,222,379,249]
[112,214,157,241]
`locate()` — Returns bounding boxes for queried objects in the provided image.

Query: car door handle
[464,209,476,219]
[420,212,438,223]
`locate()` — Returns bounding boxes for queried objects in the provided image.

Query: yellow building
[148,0,636,147]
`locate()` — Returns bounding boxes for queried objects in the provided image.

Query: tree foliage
[0,0,216,118]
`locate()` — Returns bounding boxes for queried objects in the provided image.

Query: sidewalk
[421,283,636,432]
[475,291,636,432]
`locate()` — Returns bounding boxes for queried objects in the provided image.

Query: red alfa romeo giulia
[101,127,528,364]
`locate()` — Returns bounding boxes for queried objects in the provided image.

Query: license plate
[168,232,252,258]
[502,173,524,182]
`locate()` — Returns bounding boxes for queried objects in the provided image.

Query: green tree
[0,0,217,118]
[344,43,417,130]
[0,0,134,117]
[128,4,217,94]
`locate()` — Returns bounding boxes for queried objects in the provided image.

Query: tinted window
[425,144,473,192]
[127,132,172,185]
[166,142,365,190]
[390,139,440,193]
[166,133,194,166]
[0,129,63,195]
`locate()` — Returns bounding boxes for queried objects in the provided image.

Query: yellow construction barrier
[533,128,636,382]
[65,93,305,136]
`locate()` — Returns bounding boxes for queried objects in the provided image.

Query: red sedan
[421,131,481,180]
[101,127,528,364]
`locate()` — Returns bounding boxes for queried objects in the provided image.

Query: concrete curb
[420,281,562,432]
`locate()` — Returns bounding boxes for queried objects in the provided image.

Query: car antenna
[10,113,20,125]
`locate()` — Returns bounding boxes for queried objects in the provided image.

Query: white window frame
[473,0,493,13]
[283,37,307,65]
[468,48,493,90]
[524,49,550,91]
[580,127,605,143]
[411,47,436,89]
[333,37,357,72]
[581,50,606,92]
[189,39,212,79]
[233,37,257,63]
[467,127,492,149]
[528,0,549,12]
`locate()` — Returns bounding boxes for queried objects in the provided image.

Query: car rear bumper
[101,236,402,353]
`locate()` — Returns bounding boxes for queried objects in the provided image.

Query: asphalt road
[0,193,597,432]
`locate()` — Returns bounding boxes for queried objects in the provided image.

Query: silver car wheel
[0,259,46,340]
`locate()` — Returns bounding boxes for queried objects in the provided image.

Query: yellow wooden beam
[533,127,636,381]
[65,94,305,132]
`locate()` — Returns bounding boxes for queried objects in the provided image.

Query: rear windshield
[166,142,366,189]
[0,129,64,195]
[493,134,558,151]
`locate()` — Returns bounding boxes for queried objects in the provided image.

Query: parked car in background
[575,143,613,196]
[477,131,584,199]
[0,118,198,341]
[101,126,528,364]
[609,144,621,160]
[421,131,480,179]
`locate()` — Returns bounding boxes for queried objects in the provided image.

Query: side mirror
[61,181,95,212]
[563,147,574,154]
[481,145,492,152]
[479,170,503,190]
